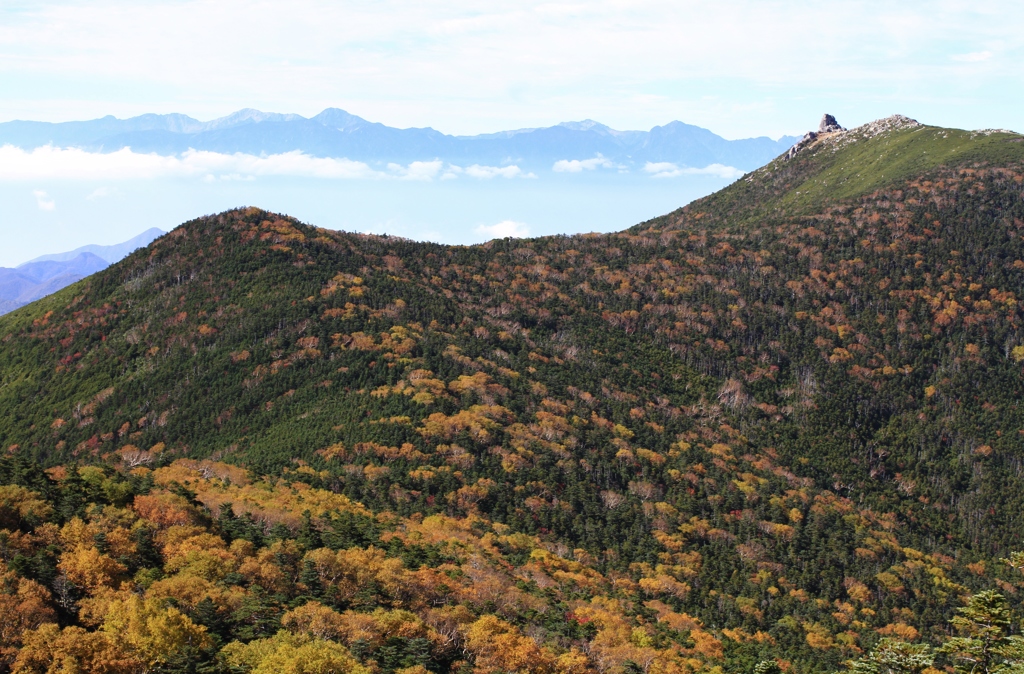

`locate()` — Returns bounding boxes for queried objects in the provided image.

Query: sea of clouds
[0,145,545,182]
[0,145,748,183]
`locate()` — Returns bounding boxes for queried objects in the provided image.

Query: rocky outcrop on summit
[809,115,923,153]
[818,113,845,133]
[784,114,848,161]
[731,113,1021,211]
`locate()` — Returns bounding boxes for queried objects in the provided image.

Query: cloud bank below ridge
[1,145,742,183]
[0,145,538,183]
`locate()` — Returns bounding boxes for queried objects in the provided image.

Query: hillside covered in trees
[0,116,1023,673]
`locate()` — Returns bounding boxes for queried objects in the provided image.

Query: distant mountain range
[0,228,163,315]
[23,227,165,265]
[0,108,799,172]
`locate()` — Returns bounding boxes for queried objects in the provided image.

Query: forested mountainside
[0,117,1023,674]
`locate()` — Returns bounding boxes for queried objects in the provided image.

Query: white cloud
[33,189,55,210]
[951,51,993,62]
[0,147,540,184]
[464,164,527,179]
[475,220,530,239]
[643,161,744,180]
[552,154,616,173]
[0,145,383,181]
[382,160,531,181]
[86,186,114,199]
[441,164,530,179]
[210,173,256,182]
[699,164,745,180]
[644,162,680,177]
[388,160,444,181]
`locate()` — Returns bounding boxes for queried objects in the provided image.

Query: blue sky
[1,1,1022,266]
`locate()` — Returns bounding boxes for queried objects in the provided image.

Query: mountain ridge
[1,115,1023,673]
[630,114,1024,234]
[0,252,108,315]
[23,227,166,266]
[0,108,799,171]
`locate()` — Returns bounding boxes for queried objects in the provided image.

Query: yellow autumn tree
[0,485,52,529]
[555,649,597,674]
[222,630,369,674]
[148,573,245,615]
[57,544,127,593]
[0,562,56,668]
[13,623,138,674]
[101,595,210,666]
[464,615,556,674]
[303,546,407,605]
[281,600,347,640]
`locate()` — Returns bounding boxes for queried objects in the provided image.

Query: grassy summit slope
[633,116,1024,229]
[0,117,1023,673]
[778,123,1024,206]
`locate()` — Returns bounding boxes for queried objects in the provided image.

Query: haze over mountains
[0,108,799,173]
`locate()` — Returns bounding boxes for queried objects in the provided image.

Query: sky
[1,0,1023,266]
[2,0,1022,138]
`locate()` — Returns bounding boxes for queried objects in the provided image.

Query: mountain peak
[311,108,371,131]
[698,114,1024,232]
[784,113,921,161]
[557,119,610,132]
[851,114,921,136]
[202,108,306,131]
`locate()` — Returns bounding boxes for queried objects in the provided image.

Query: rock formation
[819,114,845,133]
[784,114,848,161]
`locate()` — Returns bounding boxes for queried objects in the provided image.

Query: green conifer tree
[939,591,1024,674]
